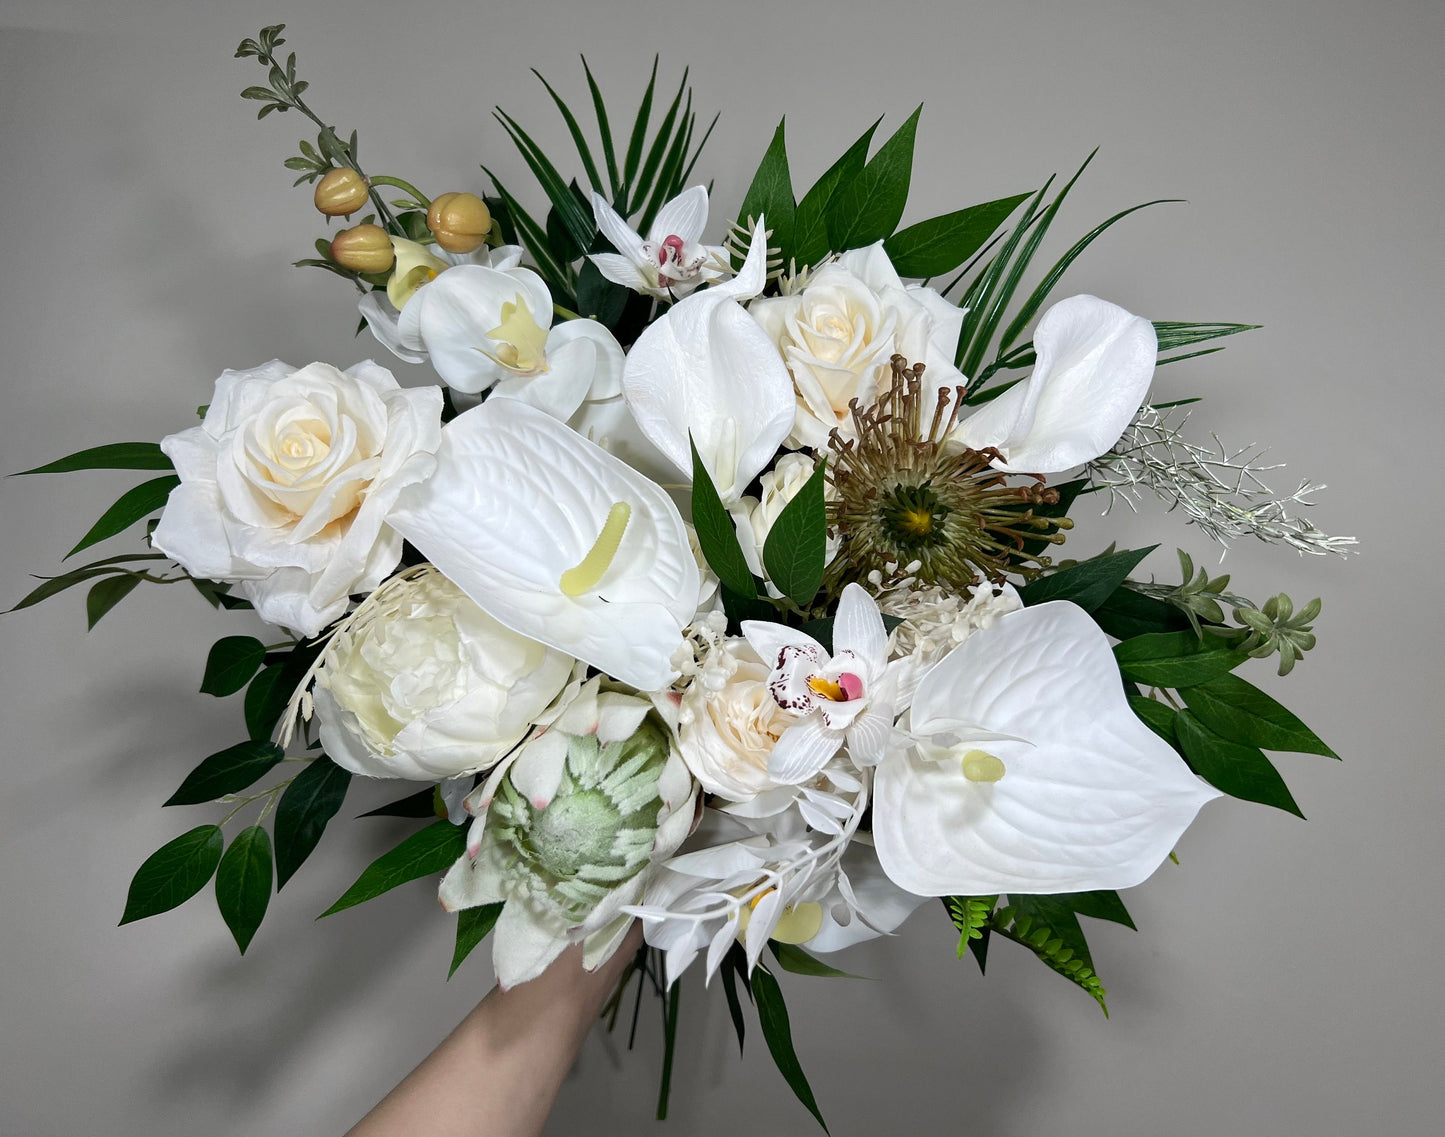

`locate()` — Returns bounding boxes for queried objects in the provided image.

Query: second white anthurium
[387,397,700,691]
[873,601,1221,895]
[621,221,796,502]
[741,583,900,784]
[589,185,729,300]
[950,293,1158,473]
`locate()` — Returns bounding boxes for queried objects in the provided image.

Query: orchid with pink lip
[588,185,728,300]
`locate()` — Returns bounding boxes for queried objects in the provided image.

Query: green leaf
[274,756,352,889]
[358,785,443,819]
[85,574,142,629]
[628,68,689,217]
[1128,694,1178,742]
[1019,546,1156,612]
[531,68,603,193]
[449,903,503,978]
[244,663,289,743]
[320,819,467,917]
[761,458,828,606]
[690,438,756,599]
[752,966,828,1132]
[216,826,273,953]
[720,959,746,1055]
[637,90,696,235]
[495,110,596,254]
[120,825,224,925]
[736,118,795,266]
[8,554,165,613]
[1092,587,1192,640]
[65,475,179,559]
[164,740,285,807]
[656,976,681,1121]
[574,259,629,327]
[622,57,659,195]
[14,442,172,475]
[769,942,863,980]
[1067,890,1136,931]
[199,636,268,698]
[1113,630,1246,688]
[1007,895,1095,971]
[1174,711,1304,817]
[883,193,1029,277]
[581,57,621,197]
[1153,321,1261,353]
[826,106,921,252]
[1181,673,1337,758]
[792,118,880,268]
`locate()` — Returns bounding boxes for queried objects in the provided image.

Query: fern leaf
[991,908,1110,1016]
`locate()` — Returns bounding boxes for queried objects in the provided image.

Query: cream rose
[677,637,799,800]
[750,242,967,450]
[311,568,574,780]
[730,452,838,589]
[151,359,442,636]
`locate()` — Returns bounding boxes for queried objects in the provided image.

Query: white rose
[311,568,574,780]
[750,242,966,450]
[677,637,799,800]
[730,452,838,588]
[152,359,442,637]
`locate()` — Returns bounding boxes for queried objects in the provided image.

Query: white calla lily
[621,223,795,501]
[388,397,699,691]
[589,185,728,300]
[951,294,1157,473]
[873,601,1220,895]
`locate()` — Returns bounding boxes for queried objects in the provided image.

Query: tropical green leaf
[8,554,166,613]
[216,826,273,953]
[358,785,443,819]
[243,663,289,743]
[1019,546,1156,612]
[628,67,689,217]
[482,170,569,295]
[622,57,659,196]
[737,118,796,266]
[120,825,224,925]
[1113,630,1246,688]
[792,119,880,268]
[274,756,352,889]
[691,438,756,599]
[65,475,179,559]
[1128,694,1179,742]
[720,959,746,1055]
[320,819,467,917]
[574,259,629,327]
[199,636,268,698]
[1153,321,1261,353]
[164,740,285,807]
[85,574,142,629]
[1181,673,1337,758]
[449,903,504,978]
[769,942,863,979]
[761,458,828,606]
[638,89,696,235]
[14,442,172,475]
[531,68,603,193]
[883,193,1030,278]
[1092,587,1193,640]
[581,57,621,197]
[826,106,921,252]
[1174,711,1304,817]
[1066,890,1136,930]
[752,965,828,1132]
[494,109,596,255]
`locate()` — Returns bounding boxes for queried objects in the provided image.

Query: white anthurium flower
[588,185,729,300]
[740,583,900,785]
[620,222,796,502]
[805,836,929,954]
[387,397,700,692]
[873,601,1222,896]
[950,293,1158,474]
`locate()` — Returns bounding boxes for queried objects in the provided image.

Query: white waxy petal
[832,582,888,664]
[649,184,710,244]
[767,714,842,785]
[873,601,1220,895]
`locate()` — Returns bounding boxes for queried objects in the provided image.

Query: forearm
[346,927,641,1137]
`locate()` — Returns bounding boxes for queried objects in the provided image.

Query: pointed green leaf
[751,966,828,1132]
[1128,694,1179,742]
[449,902,503,978]
[1175,711,1304,817]
[1153,321,1261,353]
[628,68,688,216]
[65,475,179,559]
[720,960,746,1055]
[1018,545,1156,612]
[883,193,1030,278]
[622,57,658,194]
[199,636,268,698]
[164,740,285,807]
[691,438,756,599]
[656,976,681,1120]
[84,574,142,629]
[320,819,467,917]
[1007,895,1095,971]
[274,756,352,888]
[15,442,173,476]
[358,785,444,819]
[1181,673,1338,758]
[1113,630,1247,688]
[1066,890,1136,930]
[1092,587,1192,640]
[737,118,795,266]
[825,106,921,252]
[761,458,828,606]
[120,825,224,924]
[581,57,621,197]
[494,110,596,254]
[532,68,604,193]
[769,942,864,980]
[574,259,629,327]
[792,118,880,268]
[243,663,289,743]
[216,826,273,953]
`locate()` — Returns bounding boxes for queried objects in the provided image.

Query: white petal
[650,185,710,244]
[358,292,428,364]
[591,192,648,263]
[741,620,826,670]
[768,715,842,785]
[873,601,1220,895]
[414,265,555,395]
[438,849,508,912]
[806,843,928,953]
[832,582,887,664]
[549,319,626,399]
[492,900,571,988]
[508,730,570,809]
[588,252,652,292]
[665,842,768,878]
[490,334,597,422]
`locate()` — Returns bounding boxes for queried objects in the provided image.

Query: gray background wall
[1,1,1440,1134]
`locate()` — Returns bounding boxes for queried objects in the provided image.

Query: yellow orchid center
[808,676,846,701]
[386,238,449,309]
[735,889,825,945]
[559,502,631,597]
[961,748,1006,783]
[485,294,550,374]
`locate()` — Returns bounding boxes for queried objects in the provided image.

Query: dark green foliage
[1180,673,1337,757]
[1174,711,1304,817]
[164,740,286,807]
[737,119,795,267]
[274,757,352,888]
[792,119,880,268]
[1019,546,1157,612]
[884,194,1030,278]
[85,574,142,629]
[14,442,172,476]
[216,825,273,953]
[449,903,503,978]
[824,106,922,253]
[989,904,1109,1015]
[752,965,828,1131]
[769,942,863,979]
[691,438,757,599]
[199,636,267,697]
[762,458,828,606]
[65,475,179,559]
[1113,630,1247,688]
[320,819,467,917]
[120,825,224,925]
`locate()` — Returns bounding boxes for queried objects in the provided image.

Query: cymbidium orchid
[620,222,795,501]
[387,397,700,691]
[873,600,1221,895]
[589,185,728,300]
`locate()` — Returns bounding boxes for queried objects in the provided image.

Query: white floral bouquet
[12,25,1353,1126]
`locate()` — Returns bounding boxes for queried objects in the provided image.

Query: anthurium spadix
[951,294,1158,474]
[873,600,1220,895]
[387,398,700,691]
[621,221,795,501]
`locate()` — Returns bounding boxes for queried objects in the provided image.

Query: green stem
[368,175,430,208]
[552,302,582,321]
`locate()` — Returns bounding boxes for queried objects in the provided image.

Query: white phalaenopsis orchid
[741,583,899,784]
[873,601,1221,895]
[620,222,795,501]
[951,294,1158,473]
[387,398,700,691]
[589,185,728,300]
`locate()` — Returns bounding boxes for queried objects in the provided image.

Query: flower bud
[330,224,395,274]
[313,167,371,217]
[426,191,492,254]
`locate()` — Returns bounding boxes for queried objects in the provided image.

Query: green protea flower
[439,676,696,986]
